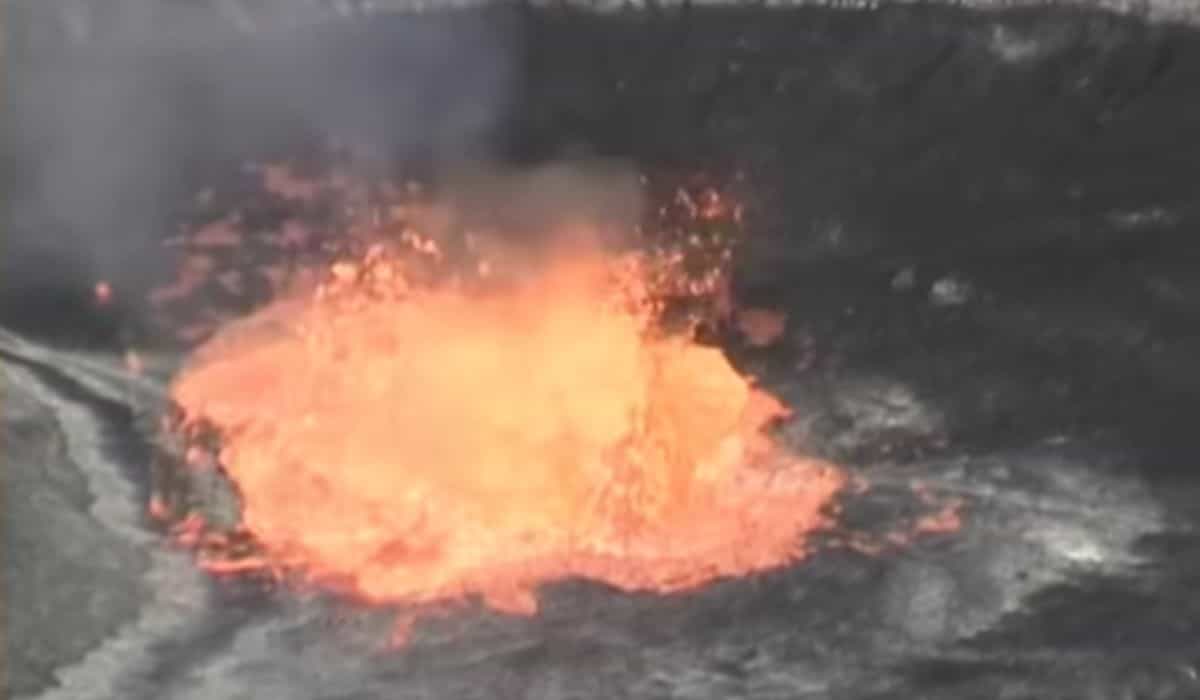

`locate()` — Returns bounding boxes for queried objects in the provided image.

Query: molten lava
[164,168,844,619]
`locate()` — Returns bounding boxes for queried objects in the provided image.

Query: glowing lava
[165,172,843,617]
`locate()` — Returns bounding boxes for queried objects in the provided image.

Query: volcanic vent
[152,165,845,623]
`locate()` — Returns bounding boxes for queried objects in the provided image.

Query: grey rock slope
[3,363,148,697]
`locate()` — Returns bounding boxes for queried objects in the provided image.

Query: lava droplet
[93,281,114,306]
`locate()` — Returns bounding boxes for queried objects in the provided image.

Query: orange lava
[164,167,843,616]
[172,250,842,612]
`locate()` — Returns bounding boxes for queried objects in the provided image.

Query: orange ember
[736,308,789,348]
[164,168,843,619]
[93,281,114,306]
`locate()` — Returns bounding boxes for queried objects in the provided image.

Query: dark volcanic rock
[3,363,149,697]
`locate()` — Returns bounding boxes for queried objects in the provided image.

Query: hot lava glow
[163,167,844,618]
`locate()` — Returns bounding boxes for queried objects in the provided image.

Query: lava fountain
[163,168,844,620]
